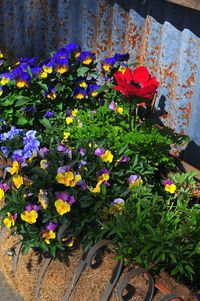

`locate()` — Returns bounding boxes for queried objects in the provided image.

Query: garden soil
[0,229,197,301]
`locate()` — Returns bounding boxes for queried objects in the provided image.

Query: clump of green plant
[41,104,185,171]
[102,172,200,284]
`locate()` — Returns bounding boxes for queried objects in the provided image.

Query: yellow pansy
[71,109,78,117]
[0,89,3,96]
[115,106,123,114]
[129,178,143,188]
[101,150,113,163]
[3,212,15,228]
[91,182,102,193]
[39,71,48,79]
[40,159,48,169]
[43,66,53,74]
[66,117,73,125]
[0,188,5,201]
[79,81,87,88]
[13,175,23,189]
[27,151,37,163]
[63,132,70,140]
[55,199,71,215]
[0,77,9,85]
[38,189,48,209]
[9,161,20,175]
[165,184,176,194]
[21,210,38,224]
[0,51,3,59]
[56,171,81,187]
[42,230,56,244]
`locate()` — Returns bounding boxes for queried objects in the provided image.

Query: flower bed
[0,44,199,299]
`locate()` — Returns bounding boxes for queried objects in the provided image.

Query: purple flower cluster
[0,126,23,141]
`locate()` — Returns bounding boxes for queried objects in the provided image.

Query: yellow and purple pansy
[128,175,143,188]
[78,51,95,65]
[21,204,39,224]
[109,100,123,114]
[54,191,75,216]
[164,179,176,194]
[3,212,17,228]
[94,148,114,163]
[101,57,116,72]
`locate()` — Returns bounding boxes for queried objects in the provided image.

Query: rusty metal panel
[0,0,200,142]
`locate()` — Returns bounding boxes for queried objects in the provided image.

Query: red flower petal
[114,71,126,85]
[124,68,133,82]
[132,66,150,86]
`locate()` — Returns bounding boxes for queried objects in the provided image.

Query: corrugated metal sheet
[0,0,200,143]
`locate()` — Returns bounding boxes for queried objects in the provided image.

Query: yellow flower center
[102,64,111,72]
[55,65,68,74]
[76,93,85,100]
[16,80,28,88]
[82,57,93,65]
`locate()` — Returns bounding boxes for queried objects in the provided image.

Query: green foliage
[102,172,200,283]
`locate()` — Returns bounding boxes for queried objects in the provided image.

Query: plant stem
[133,105,136,129]
[129,101,132,131]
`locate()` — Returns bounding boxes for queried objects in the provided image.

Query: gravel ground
[0,272,24,301]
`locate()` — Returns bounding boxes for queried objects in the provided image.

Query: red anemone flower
[114,66,159,99]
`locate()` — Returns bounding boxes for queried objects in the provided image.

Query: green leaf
[40,118,52,129]
[16,116,28,125]
[77,67,89,77]
[1,95,16,106]
[37,81,48,91]
[15,96,31,107]
[50,245,57,257]
[22,244,29,255]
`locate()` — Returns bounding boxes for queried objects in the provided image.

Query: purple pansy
[114,53,130,61]
[44,110,54,118]
[109,101,116,111]
[46,222,57,231]
[117,155,130,164]
[25,204,39,213]
[164,179,174,186]
[128,175,139,184]
[78,51,95,64]
[0,183,10,192]
[94,148,106,156]
[112,198,125,205]
[79,147,86,157]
